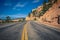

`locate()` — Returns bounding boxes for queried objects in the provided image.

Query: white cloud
[15,2,27,7]
[13,7,16,10]
[0,14,27,18]
[13,2,27,10]
[12,7,21,11]
[4,3,12,6]
[32,0,39,3]
[9,14,27,18]
[16,3,25,7]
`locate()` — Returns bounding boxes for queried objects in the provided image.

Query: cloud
[0,14,27,18]
[4,3,12,6]
[7,14,27,18]
[16,3,25,7]
[13,7,16,10]
[15,2,27,7]
[13,2,27,10]
[17,9,21,11]
[13,14,26,18]
[32,0,39,3]
[12,7,21,11]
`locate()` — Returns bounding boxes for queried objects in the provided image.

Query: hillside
[39,0,60,28]
[26,0,60,28]
[26,6,43,20]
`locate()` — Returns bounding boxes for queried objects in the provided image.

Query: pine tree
[43,0,46,9]
[28,13,31,17]
[6,16,11,22]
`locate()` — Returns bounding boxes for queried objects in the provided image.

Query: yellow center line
[21,23,28,40]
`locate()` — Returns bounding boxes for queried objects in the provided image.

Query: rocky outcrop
[26,6,43,21]
[39,0,60,27]
[26,0,60,27]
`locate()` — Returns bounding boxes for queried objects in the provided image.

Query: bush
[39,0,54,17]
[5,16,11,23]
[34,18,36,20]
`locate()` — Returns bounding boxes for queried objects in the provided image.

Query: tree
[19,19,22,22]
[0,18,2,20]
[34,18,36,20]
[32,10,37,17]
[0,18,2,23]
[5,16,11,22]
[54,0,57,3]
[43,0,46,9]
[28,13,31,17]
[48,0,52,3]
[39,0,52,17]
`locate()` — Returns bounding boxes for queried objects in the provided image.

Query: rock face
[26,0,60,27]
[39,0,60,26]
[26,6,43,21]
[26,13,35,20]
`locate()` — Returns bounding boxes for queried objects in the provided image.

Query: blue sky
[0,0,45,19]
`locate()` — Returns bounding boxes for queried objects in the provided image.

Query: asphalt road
[0,21,60,40]
[0,22,26,40]
[27,21,60,40]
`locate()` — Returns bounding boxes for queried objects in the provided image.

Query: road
[0,22,26,40]
[27,21,60,40]
[0,21,60,40]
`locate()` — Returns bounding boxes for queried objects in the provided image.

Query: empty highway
[0,21,60,40]
[0,22,26,40]
[27,21,60,40]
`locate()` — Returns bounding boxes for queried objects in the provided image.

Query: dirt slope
[39,0,60,28]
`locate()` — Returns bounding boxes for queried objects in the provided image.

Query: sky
[0,0,45,19]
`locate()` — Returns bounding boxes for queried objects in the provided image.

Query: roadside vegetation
[28,0,57,20]
[39,0,57,16]
[0,16,25,24]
